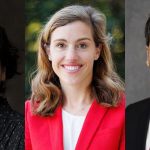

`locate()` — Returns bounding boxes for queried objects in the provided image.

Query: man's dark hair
[145,16,150,46]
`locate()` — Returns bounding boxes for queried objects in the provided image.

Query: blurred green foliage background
[25,0,125,99]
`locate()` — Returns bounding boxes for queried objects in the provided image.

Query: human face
[49,21,100,87]
[146,44,150,67]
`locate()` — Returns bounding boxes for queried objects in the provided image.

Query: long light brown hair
[31,5,124,116]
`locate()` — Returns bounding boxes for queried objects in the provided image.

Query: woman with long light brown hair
[25,5,125,150]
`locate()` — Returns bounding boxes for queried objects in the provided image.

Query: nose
[65,46,78,61]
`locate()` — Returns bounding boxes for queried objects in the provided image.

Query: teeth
[64,66,80,71]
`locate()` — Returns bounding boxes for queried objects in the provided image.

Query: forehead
[50,21,93,41]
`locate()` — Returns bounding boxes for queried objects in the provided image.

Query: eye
[56,43,66,48]
[77,43,88,49]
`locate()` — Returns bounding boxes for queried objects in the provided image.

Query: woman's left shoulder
[108,92,125,114]
[25,100,33,120]
[25,100,31,112]
[118,92,126,107]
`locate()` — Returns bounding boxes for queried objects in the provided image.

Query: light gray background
[126,0,150,106]
[0,0,24,114]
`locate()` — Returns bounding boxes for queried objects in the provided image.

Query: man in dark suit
[126,16,150,150]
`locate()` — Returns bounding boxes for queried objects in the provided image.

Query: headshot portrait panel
[25,1,125,150]
[126,0,150,105]
[126,0,150,150]
[0,0,24,149]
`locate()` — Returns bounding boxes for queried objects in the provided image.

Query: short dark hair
[0,26,18,80]
[0,26,18,93]
[145,16,150,46]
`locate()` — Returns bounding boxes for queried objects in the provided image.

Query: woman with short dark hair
[0,26,24,150]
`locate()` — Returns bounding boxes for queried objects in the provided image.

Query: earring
[146,49,150,67]
[94,56,99,60]
[48,56,51,61]
[146,60,149,67]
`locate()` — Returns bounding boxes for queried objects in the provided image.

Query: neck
[61,83,94,115]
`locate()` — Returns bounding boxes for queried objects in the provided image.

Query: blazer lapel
[75,100,109,150]
[138,105,150,150]
[48,106,64,150]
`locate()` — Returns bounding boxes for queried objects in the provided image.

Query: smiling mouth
[62,65,83,72]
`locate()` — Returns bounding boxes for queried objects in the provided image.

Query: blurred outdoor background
[25,0,125,99]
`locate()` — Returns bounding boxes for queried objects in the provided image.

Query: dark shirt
[0,97,24,150]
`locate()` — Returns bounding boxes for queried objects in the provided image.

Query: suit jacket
[126,98,150,150]
[25,96,125,150]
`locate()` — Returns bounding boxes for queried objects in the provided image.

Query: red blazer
[25,96,125,150]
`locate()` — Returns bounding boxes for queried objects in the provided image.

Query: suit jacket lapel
[75,100,109,150]
[48,106,64,150]
[138,106,150,150]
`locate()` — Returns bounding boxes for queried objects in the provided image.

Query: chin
[61,78,82,85]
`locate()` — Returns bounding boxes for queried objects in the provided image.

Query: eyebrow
[53,37,92,42]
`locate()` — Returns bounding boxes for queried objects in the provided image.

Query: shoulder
[112,92,126,109]
[96,93,125,129]
[119,92,126,106]
[102,93,125,114]
[126,97,150,122]
[25,100,31,112]
[25,100,32,120]
[25,100,37,120]
[25,100,31,106]
[126,97,150,113]
[108,93,125,121]
[101,93,125,119]
[25,100,62,121]
[25,100,47,127]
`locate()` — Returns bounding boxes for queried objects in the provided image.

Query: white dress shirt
[62,109,86,150]
[146,121,150,150]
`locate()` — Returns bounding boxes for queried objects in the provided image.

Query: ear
[146,46,150,67]
[146,46,149,51]
[94,44,102,60]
